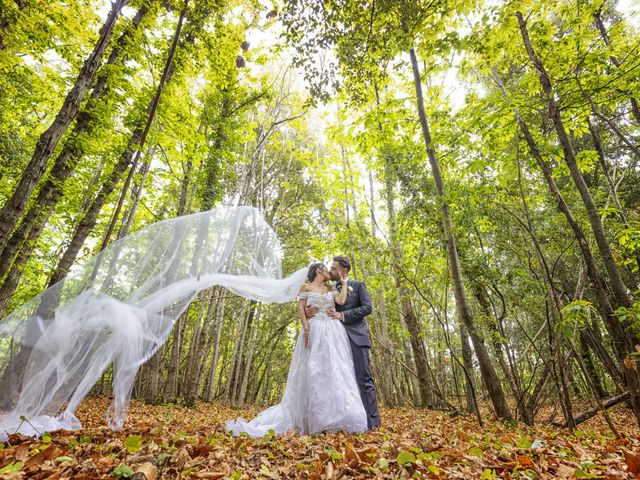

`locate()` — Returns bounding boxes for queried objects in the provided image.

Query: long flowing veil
[0,206,307,440]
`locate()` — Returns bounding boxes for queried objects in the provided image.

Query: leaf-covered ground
[1,398,639,479]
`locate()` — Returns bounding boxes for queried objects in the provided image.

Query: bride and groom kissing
[226,256,381,436]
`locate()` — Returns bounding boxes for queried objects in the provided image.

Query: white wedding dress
[226,290,367,437]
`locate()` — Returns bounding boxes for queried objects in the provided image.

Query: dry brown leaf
[193,472,227,479]
[173,447,191,470]
[13,443,30,461]
[518,454,533,467]
[24,445,63,467]
[132,461,157,480]
[624,450,640,474]
[345,442,360,468]
[325,460,334,479]
[555,464,575,478]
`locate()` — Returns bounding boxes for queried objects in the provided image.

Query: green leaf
[123,434,142,454]
[396,451,417,466]
[469,446,484,457]
[112,463,135,478]
[418,451,442,460]
[575,150,598,174]
[377,458,389,471]
[575,469,599,478]
[55,456,74,464]
[326,446,342,461]
[481,469,496,480]
[381,441,393,452]
[0,462,24,474]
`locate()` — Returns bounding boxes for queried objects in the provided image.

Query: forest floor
[0,398,638,479]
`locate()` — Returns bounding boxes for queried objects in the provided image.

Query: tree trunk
[588,119,640,270]
[561,391,631,428]
[516,11,631,312]
[458,322,476,414]
[178,160,193,216]
[224,300,248,403]
[504,18,640,419]
[118,146,155,240]
[183,291,213,406]
[473,285,522,407]
[372,285,400,406]
[494,69,640,421]
[202,96,232,210]
[0,0,128,250]
[164,308,188,403]
[407,45,512,422]
[0,3,150,287]
[366,167,401,406]
[588,119,627,223]
[47,4,188,288]
[239,303,261,405]
[143,348,164,404]
[382,151,434,407]
[579,330,607,398]
[205,295,226,402]
[593,11,640,124]
[511,150,575,428]
[231,301,257,405]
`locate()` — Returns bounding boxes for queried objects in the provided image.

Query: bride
[226,262,368,436]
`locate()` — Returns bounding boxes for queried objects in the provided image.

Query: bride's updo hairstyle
[307,262,327,283]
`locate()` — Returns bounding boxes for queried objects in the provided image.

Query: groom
[306,256,381,430]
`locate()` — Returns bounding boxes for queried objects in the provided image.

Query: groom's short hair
[333,256,351,272]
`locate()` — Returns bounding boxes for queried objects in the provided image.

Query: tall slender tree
[0,0,128,250]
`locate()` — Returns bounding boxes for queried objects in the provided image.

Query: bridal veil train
[0,207,307,441]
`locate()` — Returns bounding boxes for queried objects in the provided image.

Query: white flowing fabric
[226,290,367,437]
[0,207,307,441]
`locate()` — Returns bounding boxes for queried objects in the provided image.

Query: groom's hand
[327,310,344,321]
[304,305,318,318]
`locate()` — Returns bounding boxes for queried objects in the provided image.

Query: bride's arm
[297,299,310,331]
[297,288,311,346]
[334,278,348,305]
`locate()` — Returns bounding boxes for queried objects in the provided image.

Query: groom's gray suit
[336,279,380,429]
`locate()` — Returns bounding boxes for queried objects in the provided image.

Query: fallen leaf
[25,445,63,467]
[624,450,640,474]
[556,464,576,478]
[133,461,157,480]
[14,444,29,461]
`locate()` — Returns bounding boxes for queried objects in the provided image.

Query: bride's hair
[307,262,327,283]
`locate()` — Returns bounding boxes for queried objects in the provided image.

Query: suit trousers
[348,337,381,429]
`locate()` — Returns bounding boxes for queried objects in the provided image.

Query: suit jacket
[335,279,372,347]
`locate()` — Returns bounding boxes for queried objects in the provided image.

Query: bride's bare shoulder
[299,283,311,293]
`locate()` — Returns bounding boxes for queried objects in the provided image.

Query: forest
[0,0,639,478]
